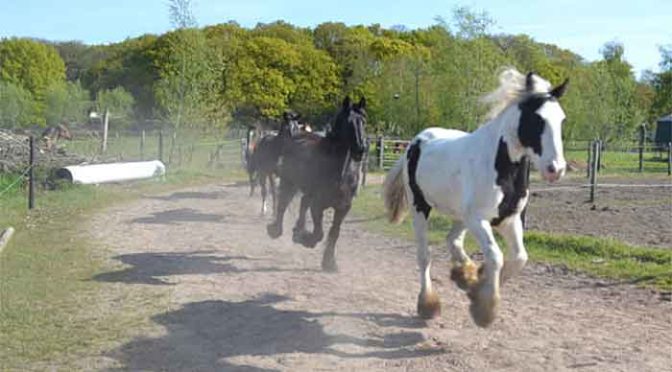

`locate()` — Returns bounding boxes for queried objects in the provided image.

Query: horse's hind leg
[413,211,440,319]
[301,204,324,249]
[447,221,479,291]
[321,205,350,272]
[259,172,269,215]
[292,195,311,244]
[266,179,297,239]
[496,215,527,284]
[269,174,277,217]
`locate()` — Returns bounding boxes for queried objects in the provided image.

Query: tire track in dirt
[87,183,671,371]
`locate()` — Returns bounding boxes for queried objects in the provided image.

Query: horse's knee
[417,289,441,319]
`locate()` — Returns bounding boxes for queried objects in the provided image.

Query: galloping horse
[42,124,72,151]
[247,112,300,215]
[267,97,367,272]
[383,69,568,327]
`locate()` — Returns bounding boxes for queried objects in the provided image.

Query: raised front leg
[292,194,311,244]
[464,217,504,328]
[447,221,479,291]
[496,215,528,284]
[413,211,440,319]
[321,205,350,272]
[266,179,297,239]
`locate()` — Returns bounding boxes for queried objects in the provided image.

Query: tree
[0,81,37,128]
[96,87,135,128]
[44,81,91,126]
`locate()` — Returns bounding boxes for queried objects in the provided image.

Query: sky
[1,0,670,77]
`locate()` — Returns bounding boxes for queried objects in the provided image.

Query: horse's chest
[491,139,530,226]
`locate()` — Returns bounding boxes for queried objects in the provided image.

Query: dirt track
[87,183,671,371]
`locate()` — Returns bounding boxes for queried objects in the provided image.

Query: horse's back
[410,127,471,216]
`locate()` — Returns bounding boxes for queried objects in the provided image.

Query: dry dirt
[526,176,672,248]
[84,183,671,371]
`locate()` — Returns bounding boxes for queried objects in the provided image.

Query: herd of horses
[244,68,570,328]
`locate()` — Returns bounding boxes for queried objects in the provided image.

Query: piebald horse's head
[516,72,569,182]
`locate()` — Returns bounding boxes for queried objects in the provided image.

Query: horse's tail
[383,156,408,224]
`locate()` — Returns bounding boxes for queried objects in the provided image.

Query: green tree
[0,81,37,128]
[44,81,91,126]
[96,87,135,128]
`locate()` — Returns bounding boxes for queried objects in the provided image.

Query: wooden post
[377,136,384,170]
[638,124,646,172]
[361,138,369,187]
[158,130,164,163]
[586,141,592,179]
[101,109,109,153]
[595,140,604,173]
[140,130,146,160]
[28,136,35,210]
[668,142,671,176]
[589,140,598,203]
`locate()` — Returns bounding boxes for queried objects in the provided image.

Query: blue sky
[1,0,670,77]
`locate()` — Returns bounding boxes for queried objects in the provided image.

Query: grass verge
[351,185,672,291]
[0,167,246,369]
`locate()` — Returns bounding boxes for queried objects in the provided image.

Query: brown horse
[266,97,367,271]
[41,124,72,150]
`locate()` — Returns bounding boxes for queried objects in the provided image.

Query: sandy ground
[526,176,672,248]
[85,183,671,371]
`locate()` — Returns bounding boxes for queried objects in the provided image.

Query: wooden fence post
[589,140,598,203]
[586,141,592,179]
[158,130,164,163]
[668,142,671,176]
[638,124,646,172]
[377,136,384,170]
[140,130,146,160]
[100,109,109,154]
[28,136,35,210]
[596,140,603,173]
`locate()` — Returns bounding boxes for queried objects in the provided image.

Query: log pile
[0,130,88,173]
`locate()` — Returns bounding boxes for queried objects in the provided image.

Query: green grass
[352,186,672,291]
[0,163,246,369]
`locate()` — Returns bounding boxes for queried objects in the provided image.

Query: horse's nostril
[546,164,557,174]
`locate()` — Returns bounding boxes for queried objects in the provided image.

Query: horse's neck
[475,107,526,162]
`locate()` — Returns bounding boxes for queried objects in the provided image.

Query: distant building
[654,114,672,145]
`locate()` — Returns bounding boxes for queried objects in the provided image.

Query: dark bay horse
[266,97,367,272]
[247,112,300,215]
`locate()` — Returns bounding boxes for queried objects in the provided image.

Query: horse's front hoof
[266,223,282,239]
[292,229,308,245]
[468,294,499,328]
[417,290,441,319]
[321,258,338,273]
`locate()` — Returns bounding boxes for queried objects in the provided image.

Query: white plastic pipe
[56,160,166,184]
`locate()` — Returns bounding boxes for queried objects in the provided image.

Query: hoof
[321,259,338,273]
[266,223,282,239]
[468,293,499,328]
[292,228,309,245]
[450,261,480,291]
[417,291,441,319]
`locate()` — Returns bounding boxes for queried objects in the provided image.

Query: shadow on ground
[130,208,225,225]
[93,251,322,285]
[149,191,230,201]
[108,294,441,371]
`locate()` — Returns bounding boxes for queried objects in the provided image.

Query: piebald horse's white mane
[480,68,553,121]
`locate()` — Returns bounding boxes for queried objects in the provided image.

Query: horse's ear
[550,78,569,99]
[357,97,367,110]
[342,96,352,109]
[525,71,536,92]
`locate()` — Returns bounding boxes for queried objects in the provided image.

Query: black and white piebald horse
[383,69,569,327]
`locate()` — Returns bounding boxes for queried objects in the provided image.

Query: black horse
[266,97,367,272]
[247,112,301,215]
